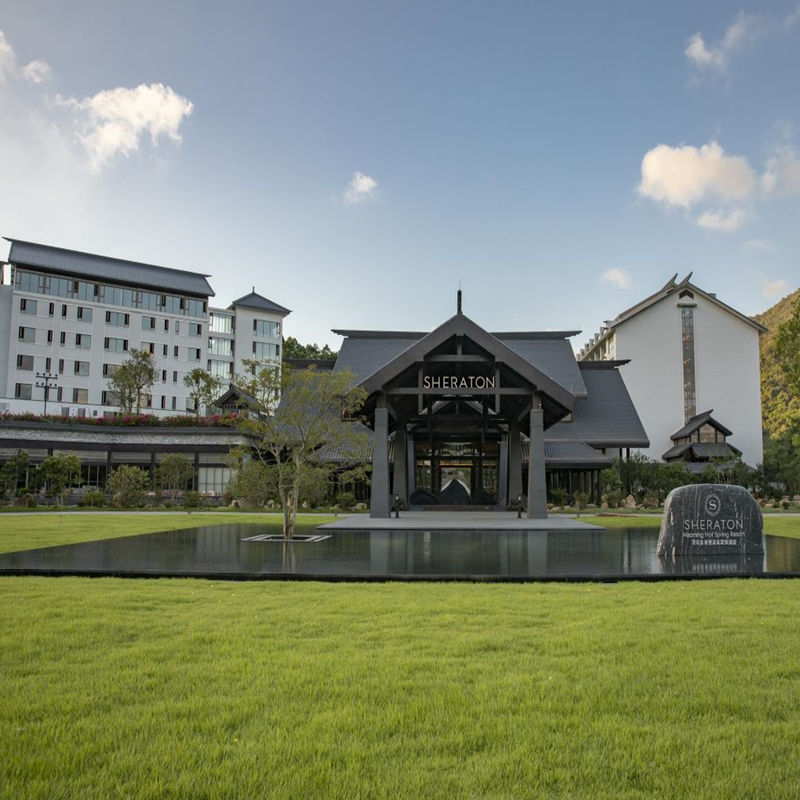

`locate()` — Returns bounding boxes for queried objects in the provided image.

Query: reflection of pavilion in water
[2,525,795,578]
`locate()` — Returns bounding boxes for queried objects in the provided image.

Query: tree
[0,450,31,504]
[774,297,800,446]
[183,368,223,417]
[225,459,276,508]
[36,454,83,506]
[155,454,195,495]
[107,465,150,508]
[232,361,369,538]
[282,336,338,361]
[109,349,159,414]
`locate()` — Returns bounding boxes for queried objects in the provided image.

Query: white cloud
[762,145,800,196]
[343,171,378,205]
[600,269,632,290]
[22,60,50,84]
[696,207,749,232]
[762,278,786,299]
[685,12,762,73]
[0,30,18,82]
[59,83,194,172]
[638,141,756,208]
[743,239,775,252]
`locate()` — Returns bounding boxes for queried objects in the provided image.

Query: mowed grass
[0,513,335,554]
[0,578,798,798]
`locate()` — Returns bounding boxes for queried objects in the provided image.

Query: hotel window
[18,326,36,343]
[188,348,201,362]
[162,370,167,382]
[45,357,52,371]
[57,387,63,402]
[102,390,121,406]
[47,330,53,344]
[103,363,120,377]
[173,371,178,383]
[16,355,34,371]
[77,307,92,322]
[253,319,280,338]
[72,388,88,404]
[60,331,66,345]
[210,313,233,334]
[252,341,279,360]
[209,336,233,356]
[208,359,232,379]
[681,307,696,422]
[163,344,168,357]
[142,341,155,355]
[62,304,67,318]
[58,359,64,374]
[20,298,37,315]
[74,361,90,377]
[75,334,92,349]
[189,322,202,337]
[142,316,156,330]
[15,383,33,400]
[174,345,179,358]
[48,302,55,317]
[106,311,130,327]
[171,396,177,410]
[161,396,166,409]
[164,319,170,331]
[104,337,128,353]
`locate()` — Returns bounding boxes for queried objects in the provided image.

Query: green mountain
[754,287,800,441]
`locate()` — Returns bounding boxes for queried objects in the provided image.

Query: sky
[1,1,799,351]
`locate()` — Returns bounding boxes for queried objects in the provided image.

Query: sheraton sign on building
[422,375,497,390]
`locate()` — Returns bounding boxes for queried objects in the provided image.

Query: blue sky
[1,1,799,350]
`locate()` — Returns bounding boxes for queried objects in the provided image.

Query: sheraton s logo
[704,493,722,518]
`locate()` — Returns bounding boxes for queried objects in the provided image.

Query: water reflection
[0,525,799,579]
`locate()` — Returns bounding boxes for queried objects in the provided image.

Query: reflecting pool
[0,524,799,580]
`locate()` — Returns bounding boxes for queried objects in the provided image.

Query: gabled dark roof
[544,365,649,448]
[5,238,214,297]
[332,327,587,397]
[214,384,261,410]
[230,291,291,315]
[663,441,741,461]
[527,441,613,469]
[355,313,576,411]
[670,410,733,441]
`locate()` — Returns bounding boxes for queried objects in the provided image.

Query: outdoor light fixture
[394,494,400,519]
[517,495,522,519]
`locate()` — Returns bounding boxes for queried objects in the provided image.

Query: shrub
[642,490,662,509]
[183,491,202,509]
[78,490,105,508]
[604,489,624,508]
[107,465,149,508]
[337,491,356,511]
[549,487,569,506]
[573,490,589,510]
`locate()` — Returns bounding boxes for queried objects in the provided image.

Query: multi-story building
[0,238,290,417]
[580,274,765,468]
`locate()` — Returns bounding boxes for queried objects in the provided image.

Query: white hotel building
[580,274,765,468]
[0,239,290,417]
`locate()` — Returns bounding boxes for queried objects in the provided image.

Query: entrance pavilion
[354,295,576,519]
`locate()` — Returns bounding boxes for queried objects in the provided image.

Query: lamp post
[35,372,58,415]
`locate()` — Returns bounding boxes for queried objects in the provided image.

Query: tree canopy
[282,337,338,361]
[108,349,159,414]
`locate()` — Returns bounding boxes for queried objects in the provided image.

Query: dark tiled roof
[5,238,214,297]
[230,291,291,315]
[544,366,649,447]
[670,410,733,440]
[663,441,741,461]
[333,336,420,383]
[332,330,587,396]
[528,441,613,468]
[497,337,586,397]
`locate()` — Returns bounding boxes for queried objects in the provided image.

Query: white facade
[581,277,764,467]
[0,247,289,418]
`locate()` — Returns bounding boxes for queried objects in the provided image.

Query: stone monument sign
[656,484,764,557]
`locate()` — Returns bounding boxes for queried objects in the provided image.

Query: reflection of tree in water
[281,542,297,574]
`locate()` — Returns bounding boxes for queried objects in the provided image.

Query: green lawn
[0,578,798,798]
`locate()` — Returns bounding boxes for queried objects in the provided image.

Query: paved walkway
[318,511,604,531]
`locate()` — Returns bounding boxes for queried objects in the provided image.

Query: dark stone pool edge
[0,567,798,583]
